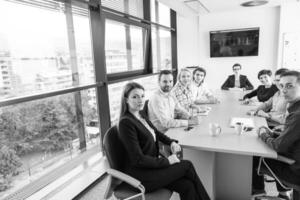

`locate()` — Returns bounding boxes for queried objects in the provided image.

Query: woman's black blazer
[118,112,176,170]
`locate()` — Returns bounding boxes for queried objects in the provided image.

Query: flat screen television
[210,28,259,57]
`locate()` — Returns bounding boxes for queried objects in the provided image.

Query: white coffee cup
[235,122,245,135]
[209,123,222,136]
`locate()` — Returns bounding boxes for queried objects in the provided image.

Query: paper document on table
[230,117,254,128]
[196,106,211,116]
[197,109,210,116]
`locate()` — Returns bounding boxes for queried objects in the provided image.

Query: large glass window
[0,0,176,198]
[152,27,172,72]
[151,0,171,27]
[105,20,146,74]
[0,0,95,101]
[102,0,143,18]
[0,0,101,198]
[0,89,100,198]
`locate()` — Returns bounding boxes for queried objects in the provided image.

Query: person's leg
[252,156,265,194]
[127,160,210,200]
[165,178,198,200]
[180,160,210,200]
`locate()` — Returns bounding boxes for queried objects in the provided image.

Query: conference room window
[151,0,171,27]
[0,0,95,101]
[0,0,101,198]
[0,89,101,198]
[149,0,172,72]
[152,27,172,72]
[102,0,143,18]
[105,19,146,74]
[0,0,177,197]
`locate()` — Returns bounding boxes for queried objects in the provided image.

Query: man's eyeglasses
[233,68,240,71]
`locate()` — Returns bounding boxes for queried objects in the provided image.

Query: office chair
[142,100,149,117]
[103,126,172,200]
[254,156,300,200]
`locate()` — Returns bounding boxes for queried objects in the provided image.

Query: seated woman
[247,68,289,127]
[221,63,254,90]
[118,82,210,200]
[243,69,278,103]
[191,67,219,104]
[171,68,202,112]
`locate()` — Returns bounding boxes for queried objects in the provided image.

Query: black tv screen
[210,28,259,57]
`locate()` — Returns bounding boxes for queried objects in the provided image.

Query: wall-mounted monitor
[210,28,259,57]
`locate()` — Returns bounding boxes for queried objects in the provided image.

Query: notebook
[229,117,254,128]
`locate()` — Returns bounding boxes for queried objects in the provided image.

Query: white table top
[166,90,277,158]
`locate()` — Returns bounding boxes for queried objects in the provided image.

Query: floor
[76,175,280,200]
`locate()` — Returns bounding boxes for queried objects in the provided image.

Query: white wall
[177,15,200,68]
[197,7,280,89]
[277,3,300,70]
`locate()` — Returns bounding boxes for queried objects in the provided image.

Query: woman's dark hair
[257,69,272,79]
[275,68,289,76]
[119,82,144,118]
[193,67,206,81]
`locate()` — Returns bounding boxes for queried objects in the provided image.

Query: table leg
[183,148,216,200]
[215,153,253,200]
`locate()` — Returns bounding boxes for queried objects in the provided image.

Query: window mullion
[89,1,111,147]
[143,0,152,74]
[171,9,178,81]
[65,0,87,150]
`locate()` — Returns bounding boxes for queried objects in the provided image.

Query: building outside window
[0,0,100,198]
[0,0,175,198]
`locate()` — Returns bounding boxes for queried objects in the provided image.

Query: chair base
[114,183,172,200]
[254,190,299,200]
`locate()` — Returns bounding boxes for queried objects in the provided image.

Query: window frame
[0,0,178,198]
[104,12,151,81]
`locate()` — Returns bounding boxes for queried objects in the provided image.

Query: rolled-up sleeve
[149,95,188,131]
[263,113,300,154]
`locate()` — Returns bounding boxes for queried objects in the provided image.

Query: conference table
[165,90,277,200]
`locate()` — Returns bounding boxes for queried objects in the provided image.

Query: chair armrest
[277,155,295,165]
[106,168,142,188]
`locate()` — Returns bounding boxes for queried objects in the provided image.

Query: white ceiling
[160,0,300,16]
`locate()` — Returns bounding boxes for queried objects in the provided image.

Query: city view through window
[0,0,172,198]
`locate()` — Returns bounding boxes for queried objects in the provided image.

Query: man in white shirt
[148,70,201,133]
[191,67,219,104]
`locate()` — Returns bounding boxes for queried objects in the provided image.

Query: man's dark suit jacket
[221,74,254,90]
[118,111,176,172]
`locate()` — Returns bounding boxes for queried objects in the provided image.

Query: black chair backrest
[143,99,149,117]
[103,126,126,171]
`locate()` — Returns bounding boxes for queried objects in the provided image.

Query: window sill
[2,147,107,200]
[25,153,108,200]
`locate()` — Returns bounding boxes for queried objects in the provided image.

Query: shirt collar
[158,88,171,97]
[194,81,203,87]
